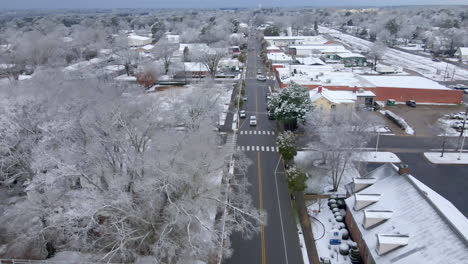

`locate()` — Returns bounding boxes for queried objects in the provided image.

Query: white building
[267,52,294,64]
[128,35,152,47]
[288,44,348,57]
[264,35,329,47]
[454,47,468,61]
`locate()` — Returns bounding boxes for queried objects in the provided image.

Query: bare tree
[368,41,387,71]
[153,39,178,75]
[304,109,381,192]
[199,49,226,78]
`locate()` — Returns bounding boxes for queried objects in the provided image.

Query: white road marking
[261,146,264,151]
[266,146,270,151]
[247,146,250,151]
[274,156,289,264]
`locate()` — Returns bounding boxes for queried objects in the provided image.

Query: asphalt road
[225,32,303,264]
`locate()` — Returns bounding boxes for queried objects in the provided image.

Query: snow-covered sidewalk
[297,222,310,264]
[352,152,401,163]
[424,152,468,164]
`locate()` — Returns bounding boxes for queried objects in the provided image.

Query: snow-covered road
[320,26,468,81]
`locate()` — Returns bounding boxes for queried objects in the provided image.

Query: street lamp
[457,108,467,160]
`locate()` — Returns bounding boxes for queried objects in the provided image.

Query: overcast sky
[2,0,467,9]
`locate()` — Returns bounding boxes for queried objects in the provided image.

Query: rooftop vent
[398,164,410,175]
[353,177,377,193]
[376,234,409,256]
[354,193,381,211]
[363,210,393,229]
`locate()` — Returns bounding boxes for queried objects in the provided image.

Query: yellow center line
[257,152,266,264]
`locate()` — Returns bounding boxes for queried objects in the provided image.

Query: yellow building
[310,87,357,113]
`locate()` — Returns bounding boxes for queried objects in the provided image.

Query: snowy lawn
[295,151,360,194]
[424,152,468,164]
[308,200,353,264]
[352,152,401,163]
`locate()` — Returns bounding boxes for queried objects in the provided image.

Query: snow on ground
[297,221,310,264]
[352,152,401,163]
[295,151,360,194]
[321,26,468,81]
[18,74,32,80]
[438,117,468,137]
[424,152,468,164]
[380,110,414,135]
[115,74,137,81]
[308,200,353,264]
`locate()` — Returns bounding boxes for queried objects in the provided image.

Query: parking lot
[379,102,466,137]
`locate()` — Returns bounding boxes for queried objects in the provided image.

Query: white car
[249,116,257,126]
[239,110,246,118]
[256,75,267,81]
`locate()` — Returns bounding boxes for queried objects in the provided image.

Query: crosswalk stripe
[266,146,270,151]
[247,146,250,151]
[261,146,264,151]
[276,147,279,152]
[267,131,270,135]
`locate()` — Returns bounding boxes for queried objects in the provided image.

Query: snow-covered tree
[276,131,297,161]
[268,82,312,129]
[368,41,387,71]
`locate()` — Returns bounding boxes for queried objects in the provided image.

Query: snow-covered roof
[277,65,374,87]
[179,43,212,53]
[309,87,358,104]
[267,45,281,50]
[141,44,155,50]
[267,52,293,62]
[456,47,468,55]
[337,52,366,58]
[360,75,450,90]
[289,44,348,54]
[63,58,104,72]
[265,35,329,44]
[184,62,209,72]
[128,35,151,41]
[296,57,325,65]
[345,163,468,264]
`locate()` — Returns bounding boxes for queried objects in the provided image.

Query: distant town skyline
[2,0,467,9]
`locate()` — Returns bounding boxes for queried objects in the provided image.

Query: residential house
[177,62,210,78]
[344,163,468,264]
[309,86,375,112]
[454,47,468,61]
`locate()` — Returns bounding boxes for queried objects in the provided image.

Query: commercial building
[264,35,330,47]
[344,163,468,264]
[288,44,348,57]
[128,35,152,47]
[275,65,463,104]
[309,86,375,112]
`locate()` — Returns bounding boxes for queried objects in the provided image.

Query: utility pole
[374,131,380,158]
[457,107,468,152]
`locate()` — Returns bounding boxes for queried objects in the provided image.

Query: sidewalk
[295,192,320,264]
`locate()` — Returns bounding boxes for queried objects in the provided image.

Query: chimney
[398,164,410,175]
[318,86,323,93]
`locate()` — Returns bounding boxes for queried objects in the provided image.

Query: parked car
[406,100,416,107]
[239,110,246,118]
[257,75,267,81]
[451,121,467,129]
[266,94,271,101]
[452,84,468,90]
[268,111,275,120]
[249,116,257,126]
[242,96,248,101]
[432,58,441,62]
[450,112,466,119]
[257,70,262,74]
